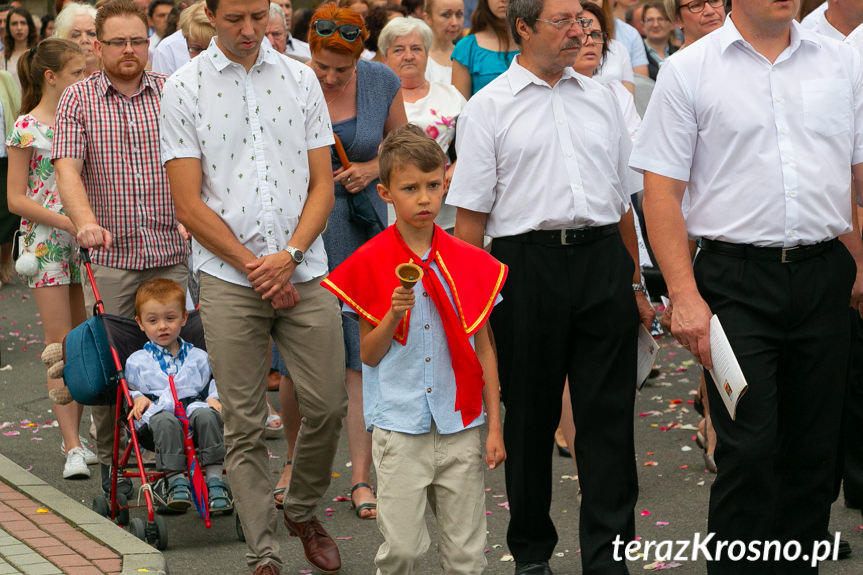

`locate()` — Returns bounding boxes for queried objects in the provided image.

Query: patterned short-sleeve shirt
[160,39,335,286]
[52,71,190,270]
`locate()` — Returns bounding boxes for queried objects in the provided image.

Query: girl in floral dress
[6,38,93,480]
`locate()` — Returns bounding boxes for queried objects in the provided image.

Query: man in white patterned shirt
[159,0,346,574]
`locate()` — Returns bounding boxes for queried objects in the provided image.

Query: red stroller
[63,249,230,549]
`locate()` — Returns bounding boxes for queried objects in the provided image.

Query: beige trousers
[82,263,189,465]
[198,273,347,570]
[372,424,488,575]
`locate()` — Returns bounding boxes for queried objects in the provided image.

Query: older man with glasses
[448,0,653,572]
[266,2,310,59]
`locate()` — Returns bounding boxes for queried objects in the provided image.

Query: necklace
[325,68,356,106]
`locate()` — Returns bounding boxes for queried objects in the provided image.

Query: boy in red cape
[322,124,506,574]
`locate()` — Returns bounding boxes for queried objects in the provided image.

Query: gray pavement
[2,275,863,574]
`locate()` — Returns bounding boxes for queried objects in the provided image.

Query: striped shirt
[53,71,189,270]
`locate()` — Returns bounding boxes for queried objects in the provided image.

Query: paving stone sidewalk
[0,454,165,575]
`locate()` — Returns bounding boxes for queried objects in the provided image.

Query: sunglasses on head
[313,19,362,42]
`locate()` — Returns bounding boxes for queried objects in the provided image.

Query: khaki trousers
[372,424,487,575]
[198,273,347,570]
[82,263,189,465]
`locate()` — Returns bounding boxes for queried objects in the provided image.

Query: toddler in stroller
[126,278,233,513]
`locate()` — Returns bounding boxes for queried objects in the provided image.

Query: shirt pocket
[801,79,851,138]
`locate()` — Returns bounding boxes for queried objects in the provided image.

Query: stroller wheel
[235,514,245,542]
[92,495,109,518]
[146,515,168,550]
[128,518,146,541]
[115,493,130,526]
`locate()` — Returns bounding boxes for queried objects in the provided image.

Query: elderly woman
[178,2,215,59]
[54,2,99,76]
[665,0,724,47]
[306,2,406,520]
[422,0,464,84]
[379,17,465,229]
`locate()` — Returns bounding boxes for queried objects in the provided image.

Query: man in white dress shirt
[159,0,347,574]
[267,2,311,59]
[632,0,863,571]
[800,0,863,39]
[448,0,653,572]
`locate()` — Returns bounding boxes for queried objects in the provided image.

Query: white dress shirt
[630,17,863,247]
[285,35,311,59]
[159,38,334,286]
[447,56,633,238]
[151,29,189,76]
[799,5,846,41]
[593,39,635,86]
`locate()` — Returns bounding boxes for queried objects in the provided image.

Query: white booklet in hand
[636,324,660,390]
[708,315,748,420]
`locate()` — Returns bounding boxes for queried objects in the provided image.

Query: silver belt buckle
[780,246,798,263]
[560,229,574,245]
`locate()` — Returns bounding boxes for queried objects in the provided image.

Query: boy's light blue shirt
[348,252,500,435]
[125,338,218,430]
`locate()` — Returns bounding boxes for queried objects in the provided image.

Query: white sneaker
[63,447,91,479]
[61,437,98,465]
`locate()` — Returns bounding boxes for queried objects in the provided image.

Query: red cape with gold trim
[321,224,507,345]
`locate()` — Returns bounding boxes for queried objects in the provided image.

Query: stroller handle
[79,247,105,316]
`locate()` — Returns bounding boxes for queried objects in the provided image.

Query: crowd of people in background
[2,0,863,574]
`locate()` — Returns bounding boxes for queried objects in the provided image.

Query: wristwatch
[632,283,647,293]
[285,245,305,265]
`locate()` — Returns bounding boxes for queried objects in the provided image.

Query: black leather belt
[699,238,838,263]
[504,224,618,246]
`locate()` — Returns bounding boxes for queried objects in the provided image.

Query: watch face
[293,249,304,264]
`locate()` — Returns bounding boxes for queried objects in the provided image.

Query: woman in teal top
[451,0,518,98]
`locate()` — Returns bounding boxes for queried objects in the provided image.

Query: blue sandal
[207,478,233,513]
[167,478,192,512]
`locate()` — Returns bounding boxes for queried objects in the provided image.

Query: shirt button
[425,357,431,362]
[426,387,432,393]
[424,324,430,330]
[423,292,428,297]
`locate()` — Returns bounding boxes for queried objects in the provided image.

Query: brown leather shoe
[253,562,280,575]
[282,512,341,574]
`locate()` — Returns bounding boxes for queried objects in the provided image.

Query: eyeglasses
[100,37,148,49]
[679,0,723,13]
[187,44,206,56]
[535,17,593,31]
[583,31,606,44]
[313,19,362,42]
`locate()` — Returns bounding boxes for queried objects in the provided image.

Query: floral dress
[6,114,80,288]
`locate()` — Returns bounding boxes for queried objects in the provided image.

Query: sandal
[167,478,192,512]
[207,478,234,513]
[350,482,377,520]
[273,460,291,509]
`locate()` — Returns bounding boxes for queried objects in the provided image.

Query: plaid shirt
[53,71,190,270]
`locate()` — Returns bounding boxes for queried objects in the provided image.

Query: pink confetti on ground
[325,508,336,512]
[655,521,669,526]
[676,366,687,372]
[486,511,492,515]
[336,537,353,540]
[643,461,658,467]
[3,431,19,436]
[497,502,510,510]
[640,511,651,516]
[332,495,350,502]
[679,465,688,469]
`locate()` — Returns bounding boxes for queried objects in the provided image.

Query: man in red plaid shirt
[53,0,190,497]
